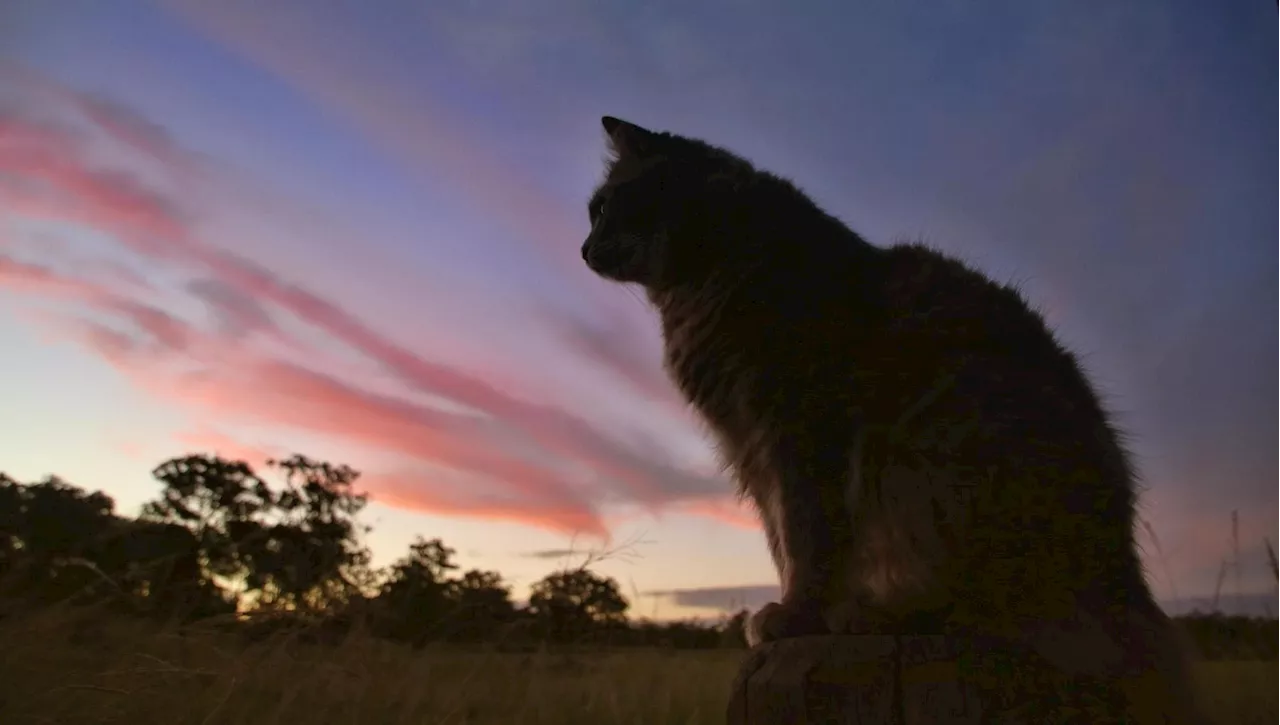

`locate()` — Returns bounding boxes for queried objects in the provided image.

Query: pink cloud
[3,249,610,537]
[69,319,145,369]
[6,108,724,503]
[675,498,761,532]
[1,71,738,541]
[362,471,608,538]
[0,255,102,300]
[67,302,610,534]
[171,428,609,537]
[103,297,192,352]
[62,310,610,538]
[0,61,199,177]
[0,119,189,254]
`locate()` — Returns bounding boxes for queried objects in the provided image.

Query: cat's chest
[661,336,758,428]
[657,296,793,466]
[661,340,774,479]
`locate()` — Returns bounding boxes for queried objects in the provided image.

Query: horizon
[0,0,1275,621]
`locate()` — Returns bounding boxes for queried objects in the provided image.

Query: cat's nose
[581,241,591,262]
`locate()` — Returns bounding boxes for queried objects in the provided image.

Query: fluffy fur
[581,116,1204,722]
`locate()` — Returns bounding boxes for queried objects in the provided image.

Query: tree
[0,473,229,618]
[526,568,630,642]
[373,536,458,644]
[142,454,273,589]
[11,476,116,557]
[254,455,372,611]
[0,475,119,601]
[142,453,372,613]
[369,538,520,645]
[92,518,234,620]
[720,608,750,648]
[0,473,24,576]
[446,568,517,642]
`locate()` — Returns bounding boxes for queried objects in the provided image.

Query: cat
[581,115,1206,723]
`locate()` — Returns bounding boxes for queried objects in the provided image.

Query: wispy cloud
[1,59,205,178]
[647,585,780,613]
[184,276,277,340]
[517,550,583,563]
[0,256,102,300]
[541,305,683,409]
[34,272,612,537]
[166,429,609,538]
[157,0,591,277]
[519,548,581,560]
[0,68,737,540]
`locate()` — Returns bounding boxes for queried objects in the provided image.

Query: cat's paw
[746,600,829,647]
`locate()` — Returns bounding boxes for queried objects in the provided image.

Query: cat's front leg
[746,432,857,646]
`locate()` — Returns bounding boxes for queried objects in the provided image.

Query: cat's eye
[589,198,607,220]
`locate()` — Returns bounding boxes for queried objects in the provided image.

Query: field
[2,606,1276,725]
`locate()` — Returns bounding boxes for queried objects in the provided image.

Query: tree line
[0,452,1271,657]
[0,453,746,649]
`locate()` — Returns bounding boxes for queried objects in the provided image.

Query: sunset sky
[1,0,1274,619]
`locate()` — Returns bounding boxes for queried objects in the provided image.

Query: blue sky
[0,0,1274,618]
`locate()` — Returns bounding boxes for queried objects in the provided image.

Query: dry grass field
[0,605,1274,725]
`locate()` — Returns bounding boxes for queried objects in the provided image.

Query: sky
[0,0,1275,619]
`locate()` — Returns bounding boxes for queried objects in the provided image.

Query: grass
[1193,662,1278,725]
[0,606,1273,725]
[0,605,738,725]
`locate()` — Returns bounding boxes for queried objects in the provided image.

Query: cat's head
[581,116,754,290]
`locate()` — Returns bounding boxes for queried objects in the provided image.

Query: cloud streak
[0,72,736,540]
[520,548,581,560]
[648,585,781,613]
[158,0,589,274]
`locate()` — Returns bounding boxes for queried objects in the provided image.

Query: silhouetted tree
[0,474,23,576]
[0,473,229,618]
[373,536,459,644]
[446,568,517,641]
[254,455,372,611]
[92,518,233,620]
[12,476,116,555]
[142,453,372,613]
[0,475,119,601]
[720,608,750,648]
[142,454,273,590]
[526,568,629,642]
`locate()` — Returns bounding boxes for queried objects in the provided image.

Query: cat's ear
[602,116,655,158]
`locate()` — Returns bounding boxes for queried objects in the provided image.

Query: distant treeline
[0,453,1273,659]
[1177,613,1277,661]
[0,454,743,649]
